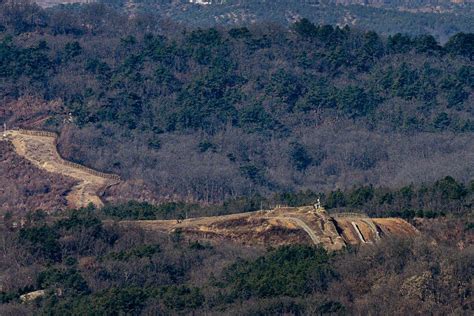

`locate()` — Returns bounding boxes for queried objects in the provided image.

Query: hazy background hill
[22,0,474,41]
[29,0,474,41]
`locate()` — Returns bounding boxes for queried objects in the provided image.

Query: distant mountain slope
[27,0,474,39]
[35,0,92,8]
[91,0,474,40]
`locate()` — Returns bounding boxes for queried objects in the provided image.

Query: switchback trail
[3,130,120,209]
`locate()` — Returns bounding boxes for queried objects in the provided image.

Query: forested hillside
[100,0,474,41]
[0,2,473,315]
[1,1,473,203]
[0,207,472,315]
[30,0,474,40]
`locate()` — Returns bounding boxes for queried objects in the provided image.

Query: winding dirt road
[3,130,119,209]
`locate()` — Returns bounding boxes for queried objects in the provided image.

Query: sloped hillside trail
[3,130,120,209]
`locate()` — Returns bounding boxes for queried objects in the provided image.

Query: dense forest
[1,1,473,203]
[0,3,474,202]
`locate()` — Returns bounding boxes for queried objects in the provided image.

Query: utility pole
[2,123,6,138]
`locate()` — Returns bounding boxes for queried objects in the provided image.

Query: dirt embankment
[120,206,419,250]
[3,130,120,209]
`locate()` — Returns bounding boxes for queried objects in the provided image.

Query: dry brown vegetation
[120,205,418,250]
[0,141,76,215]
[4,130,120,209]
[0,97,62,129]
[0,209,470,315]
[413,217,474,248]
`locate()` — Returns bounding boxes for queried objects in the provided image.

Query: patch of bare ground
[0,141,77,215]
[119,206,418,250]
[4,130,120,209]
[178,216,313,246]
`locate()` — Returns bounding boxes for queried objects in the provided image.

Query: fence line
[19,129,57,138]
[61,160,121,180]
[17,129,121,181]
[331,212,369,218]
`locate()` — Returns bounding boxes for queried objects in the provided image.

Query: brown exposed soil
[373,218,420,236]
[0,141,77,215]
[3,130,120,209]
[119,206,419,250]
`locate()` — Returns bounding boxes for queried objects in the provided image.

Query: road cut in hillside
[3,130,120,209]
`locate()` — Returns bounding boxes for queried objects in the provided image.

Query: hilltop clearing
[120,205,418,250]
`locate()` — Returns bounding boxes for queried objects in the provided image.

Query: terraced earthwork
[121,205,419,251]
